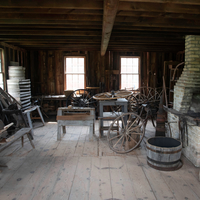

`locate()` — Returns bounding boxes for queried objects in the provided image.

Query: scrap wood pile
[0,87,27,144]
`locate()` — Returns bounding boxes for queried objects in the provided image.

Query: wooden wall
[0,42,27,90]
[28,50,180,96]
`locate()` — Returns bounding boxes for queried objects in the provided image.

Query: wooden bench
[57,107,95,141]
[0,127,35,154]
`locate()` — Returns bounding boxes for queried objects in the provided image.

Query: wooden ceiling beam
[101,0,119,56]
[119,2,200,14]
[0,25,102,30]
[119,0,200,6]
[0,37,183,43]
[0,0,103,9]
[115,17,200,29]
[0,19,102,25]
[117,11,200,20]
[113,26,200,33]
[0,8,103,15]
[0,13,102,21]
[0,30,101,36]
[0,42,26,52]
[0,36,101,40]
[1,37,183,42]
[16,44,184,52]
[0,10,199,21]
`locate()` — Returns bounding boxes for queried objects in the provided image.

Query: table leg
[93,119,95,135]
[99,102,103,137]
[21,136,24,147]
[57,124,61,141]
[62,126,66,134]
[89,123,93,141]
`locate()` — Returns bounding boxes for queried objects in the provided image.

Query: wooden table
[98,98,128,137]
[56,107,95,141]
[32,95,68,115]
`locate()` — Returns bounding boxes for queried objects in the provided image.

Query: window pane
[121,75,139,90]
[66,74,73,90]
[0,73,4,89]
[78,75,84,89]
[66,58,72,73]
[78,58,84,73]
[65,57,85,90]
[66,58,84,74]
[121,57,139,89]
[0,50,1,73]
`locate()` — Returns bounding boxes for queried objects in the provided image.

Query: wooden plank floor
[0,120,200,200]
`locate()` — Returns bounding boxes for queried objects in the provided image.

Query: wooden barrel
[146,137,182,171]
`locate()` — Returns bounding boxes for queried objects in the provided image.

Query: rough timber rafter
[101,0,119,56]
[0,0,103,9]
[119,0,200,5]
[0,0,199,51]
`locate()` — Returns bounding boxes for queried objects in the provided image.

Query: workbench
[32,95,68,115]
[98,98,128,137]
[56,107,95,141]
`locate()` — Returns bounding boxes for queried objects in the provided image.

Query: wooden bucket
[146,137,182,171]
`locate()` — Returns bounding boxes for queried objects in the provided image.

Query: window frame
[0,48,5,89]
[64,56,86,90]
[119,56,141,90]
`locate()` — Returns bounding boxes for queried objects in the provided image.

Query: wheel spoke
[85,91,90,99]
[120,136,125,150]
[113,135,124,148]
[128,124,143,132]
[127,117,138,130]
[113,120,122,130]
[108,132,122,141]
[107,112,145,153]
[125,135,129,150]
[127,134,138,144]
[129,131,143,135]
[125,114,132,129]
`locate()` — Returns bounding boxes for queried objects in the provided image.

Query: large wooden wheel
[107,113,145,153]
[93,90,133,100]
[135,87,163,104]
[67,89,97,107]
[127,95,139,113]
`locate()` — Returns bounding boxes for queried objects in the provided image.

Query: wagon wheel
[67,89,97,107]
[107,113,145,153]
[127,94,139,113]
[136,87,163,104]
[93,90,133,100]
[93,90,133,117]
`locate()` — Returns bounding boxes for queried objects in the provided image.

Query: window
[0,49,4,89]
[120,57,140,90]
[64,56,85,90]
